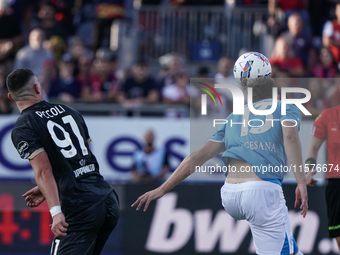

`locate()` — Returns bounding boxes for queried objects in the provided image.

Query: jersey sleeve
[11,126,44,160]
[312,112,327,140]
[209,123,226,143]
[280,104,301,131]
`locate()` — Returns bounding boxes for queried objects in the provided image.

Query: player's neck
[16,98,43,113]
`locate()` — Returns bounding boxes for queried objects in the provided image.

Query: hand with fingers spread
[295,182,308,218]
[22,186,45,208]
[51,213,69,238]
[131,187,165,212]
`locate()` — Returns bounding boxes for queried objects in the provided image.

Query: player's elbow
[283,129,299,145]
[35,167,53,181]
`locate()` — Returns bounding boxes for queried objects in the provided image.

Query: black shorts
[50,190,120,255]
[326,179,340,238]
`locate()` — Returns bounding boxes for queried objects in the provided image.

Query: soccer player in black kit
[6,69,119,255]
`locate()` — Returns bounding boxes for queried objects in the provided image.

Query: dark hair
[135,59,148,68]
[247,77,275,102]
[6,69,35,93]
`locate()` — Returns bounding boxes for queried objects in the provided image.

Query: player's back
[222,98,301,184]
[12,101,113,217]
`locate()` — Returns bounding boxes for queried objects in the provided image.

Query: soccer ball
[233,52,271,87]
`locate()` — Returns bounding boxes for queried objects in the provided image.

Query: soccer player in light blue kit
[132,77,308,255]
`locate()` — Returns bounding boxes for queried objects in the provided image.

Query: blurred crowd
[1,0,340,118]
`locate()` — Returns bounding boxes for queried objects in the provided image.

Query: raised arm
[30,152,68,237]
[282,125,308,217]
[131,140,226,212]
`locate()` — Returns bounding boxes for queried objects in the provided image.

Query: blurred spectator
[47,35,67,62]
[312,48,337,78]
[197,66,211,78]
[48,53,81,103]
[305,79,329,118]
[77,54,93,91]
[0,64,11,113]
[323,2,340,63]
[162,69,190,105]
[119,60,159,106]
[39,59,58,101]
[268,0,310,35]
[0,0,22,64]
[214,56,233,78]
[37,3,67,41]
[159,54,185,87]
[68,37,92,63]
[281,13,316,72]
[81,48,119,102]
[130,129,169,183]
[270,37,304,77]
[14,29,54,77]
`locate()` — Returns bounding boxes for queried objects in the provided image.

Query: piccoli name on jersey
[35,105,66,119]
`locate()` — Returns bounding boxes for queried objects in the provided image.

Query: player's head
[144,129,155,146]
[248,77,275,102]
[6,69,42,102]
[287,13,303,36]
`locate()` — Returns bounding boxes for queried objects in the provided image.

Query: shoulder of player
[314,106,338,123]
[322,106,338,117]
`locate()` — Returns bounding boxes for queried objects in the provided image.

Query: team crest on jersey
[17,141,29,157]
[79,159,86,167]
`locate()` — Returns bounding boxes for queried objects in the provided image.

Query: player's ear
[33,83,41,95]
[7,93,15,102]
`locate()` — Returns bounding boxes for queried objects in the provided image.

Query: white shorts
[220,181,303,255]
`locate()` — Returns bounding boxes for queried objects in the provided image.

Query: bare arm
[30,152,68,237]
[282,125,308,217]
[305,136,325,186]
[306,136,324,160]
[268,0,277,15]
[132,140,226,211]
[30,152,60,209]
[323,35,340,48]
[145,89,159,104]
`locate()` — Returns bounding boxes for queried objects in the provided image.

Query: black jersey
[11,101,113,217]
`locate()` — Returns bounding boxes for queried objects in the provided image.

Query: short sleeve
[312,112,327,140]
[280,104,301,131]
[209,123,226,143]
[11,126,44,160]
[323,21,334,37]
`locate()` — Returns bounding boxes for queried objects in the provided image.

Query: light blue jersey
[210,99,301,185]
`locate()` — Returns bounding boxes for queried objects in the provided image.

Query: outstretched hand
[131,188,165,212]
[294,182,308,218]
[22,186,45,208]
